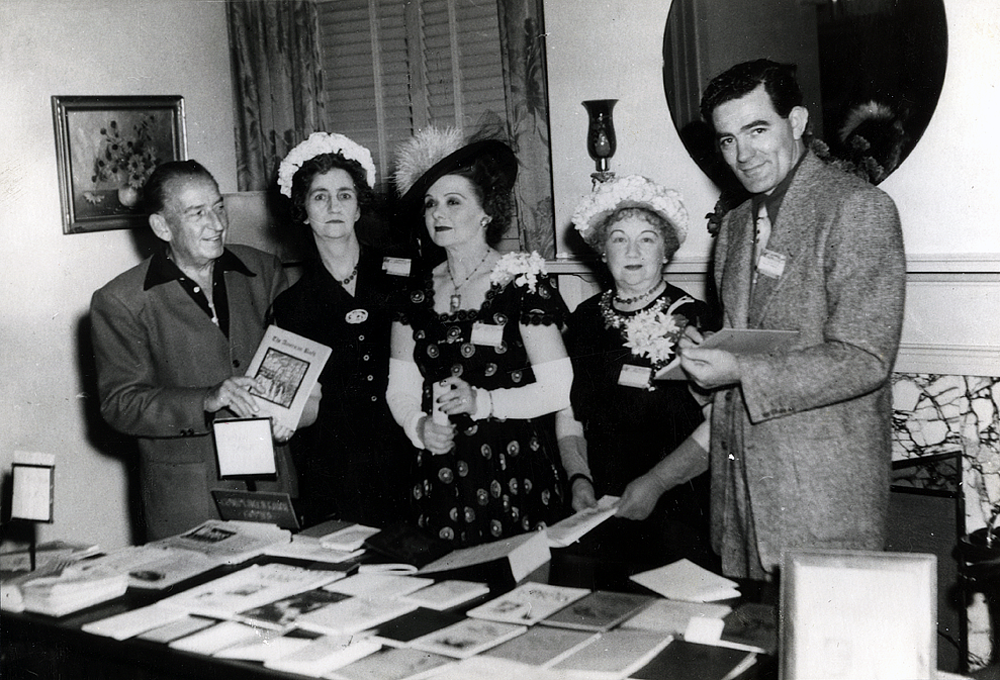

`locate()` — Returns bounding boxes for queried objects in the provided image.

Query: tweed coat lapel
[746,152,821,327]
[717,201,755,329]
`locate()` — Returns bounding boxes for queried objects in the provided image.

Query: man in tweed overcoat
[680,60,906,578]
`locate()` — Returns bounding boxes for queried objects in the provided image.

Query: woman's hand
[419,415,456,455]
[204,376,261,417]
[570,478,598,513]
[272,422,295,444]
[616,472,666,521]
[435,376,478,416]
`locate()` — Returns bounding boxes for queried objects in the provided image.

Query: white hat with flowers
[571,174,688,246]
[277,132,377,198]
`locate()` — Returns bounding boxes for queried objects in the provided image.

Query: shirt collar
[753,147,807,222]
[143,246,255,290]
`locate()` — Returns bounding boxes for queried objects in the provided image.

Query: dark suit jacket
[711,150,906,575]
[91,244,295,540]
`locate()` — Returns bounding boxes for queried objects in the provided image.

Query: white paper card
[213,417,277,477]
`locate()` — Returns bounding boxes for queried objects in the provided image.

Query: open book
[656,328,800,380]
[245,325,331,431]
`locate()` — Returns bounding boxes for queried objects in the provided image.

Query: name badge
[470,322,504,347]
[757,249,786,279]
[618,364,652,389]
[382,257,412,277]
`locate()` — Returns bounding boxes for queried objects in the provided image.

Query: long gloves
[470,356,573,421]
[387,356,573,450]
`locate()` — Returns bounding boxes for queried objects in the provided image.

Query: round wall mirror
[663,0,947,201]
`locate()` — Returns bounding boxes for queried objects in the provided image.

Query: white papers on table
[152,519,291,565]
[263,635,381,676]
[320,524,381,552]
[629,559,740,602]
[465,581,590,626]
[158,562,342,620]
[82,602,191,640]
[621,598,733,637]
[400,579,491,611]
[295,597,420,636]
[417,530,550,584]
[545,495,619,548]
[324,573,434,599]
[263,540,363,564]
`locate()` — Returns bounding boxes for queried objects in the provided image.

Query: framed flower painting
[52,95,187,234]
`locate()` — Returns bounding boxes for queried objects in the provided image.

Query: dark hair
[142,160,217,214]
[593,207,681,259]
[289,152,374,224]
[700,59,803,123]
[446,153,515,247]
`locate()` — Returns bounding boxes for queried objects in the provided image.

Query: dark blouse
[563,283,716,568]
[271,248,412,528]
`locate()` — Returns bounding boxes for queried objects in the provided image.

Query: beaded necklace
[613,279,665,306]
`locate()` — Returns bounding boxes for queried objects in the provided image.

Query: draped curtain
[227,0,325,191]
[496,0,555,258]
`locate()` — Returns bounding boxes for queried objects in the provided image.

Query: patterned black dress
[396,262,569,547]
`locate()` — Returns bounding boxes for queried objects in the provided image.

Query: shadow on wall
[75,314,145,546]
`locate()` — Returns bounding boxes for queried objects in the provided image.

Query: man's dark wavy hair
[700,59,804,124]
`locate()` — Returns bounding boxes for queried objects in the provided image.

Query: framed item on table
[52,95,186,234]
[780,548,936,680]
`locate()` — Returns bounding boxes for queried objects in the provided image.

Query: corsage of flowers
[278,132,377,197]
[571,174,689,246]
[602,294,694,388]
[489,251,547,293]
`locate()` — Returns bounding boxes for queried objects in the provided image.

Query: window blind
[317,0,509,196]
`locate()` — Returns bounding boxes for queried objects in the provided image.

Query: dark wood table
[2,546,776,680]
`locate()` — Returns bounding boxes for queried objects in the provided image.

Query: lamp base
[590,170,616,187]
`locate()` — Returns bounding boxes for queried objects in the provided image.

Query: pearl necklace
[447,249,491,312]
[613,279,664,306]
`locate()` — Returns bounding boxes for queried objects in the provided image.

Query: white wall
[0,0,997,553]
[544,0,1000,376]
[0,0,237,550]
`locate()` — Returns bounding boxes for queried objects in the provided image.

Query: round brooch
[345,309,368,324]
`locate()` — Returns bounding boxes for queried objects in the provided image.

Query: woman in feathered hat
[270,132,413,529]
[557,175,717,569]
[386,127,571,547]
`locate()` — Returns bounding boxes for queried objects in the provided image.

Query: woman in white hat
[558,175,717,569]
[272,133,413,529]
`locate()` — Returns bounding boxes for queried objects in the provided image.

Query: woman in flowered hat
[386,127,571,547]
[557,175,717,569]
[271,132,414,528]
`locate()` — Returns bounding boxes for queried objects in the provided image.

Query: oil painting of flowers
[53,95,186,234]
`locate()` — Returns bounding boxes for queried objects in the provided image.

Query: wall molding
[550,255,1000,379]
[895,343,1000,378]
[549,253,1000,275]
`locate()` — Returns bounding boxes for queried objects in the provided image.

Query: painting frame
[52,95,187,234]
[780,549,936,680]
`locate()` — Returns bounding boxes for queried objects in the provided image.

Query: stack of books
[15,565,128,617]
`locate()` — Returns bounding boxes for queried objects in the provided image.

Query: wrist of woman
[568,473,593,490]
[470,388,493,421]
[405,412,429,449]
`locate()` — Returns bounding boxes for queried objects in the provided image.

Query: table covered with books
[1,513,777,680]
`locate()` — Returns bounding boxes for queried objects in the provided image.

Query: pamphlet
[245,325,332,431]
[466,581,589,626]
[545,495,619,548]
[629,559,740,603]
[655,328,800,380]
